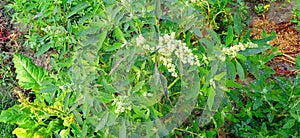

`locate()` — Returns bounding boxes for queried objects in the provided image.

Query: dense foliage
[0,0,299,137]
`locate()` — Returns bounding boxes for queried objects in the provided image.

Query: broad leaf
[235,60,245,80]
[239,47,268,56]
[225,25,233,46]
[113,26,126,43]
[233,13,243,35]
[282,119,296,129]
[13,54,48,90]
[226,61,236,80]
[207,87,216,110]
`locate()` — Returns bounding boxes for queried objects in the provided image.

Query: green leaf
[296,54,300,69]
[235,60,245,80]
[104,42,123,52]
[39,85,59,93]
[214,72,226,81]
[80,22,105,36]
[73,110,83,125]
[236,53,247,61]
[95,112,109,132]
[155,0,162,19]
[99,92,114,103]
[0,105,27,124]
[78,13,94,24]
[35,42,52,57]
[132,80,145,93]
[66,2,89,18]
[253,31,276,43]
[253,98,263,110]
[207,87,216,110]
[233,13,243,35]
[282,119,296,129]
[13,54,48,90]
[119,119,126,138]
[226,80,241,88]
[226,61,236,80]
[225,25,233,46]
[113,26,126,43]
[13,128,32,138]
[101,78,117,93]
[239,47,268,56]
[71,124,81,136]
[207,29,221,45]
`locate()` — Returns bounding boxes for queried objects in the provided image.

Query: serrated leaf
[13,54,48,90]
[207,87,216,110]
[0,105,26,123]
[225,25,233,46]
[236,60,245,80]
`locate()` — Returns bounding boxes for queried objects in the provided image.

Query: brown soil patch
[251,17,300,76]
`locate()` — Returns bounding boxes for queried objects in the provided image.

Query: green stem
[168,77,180,89]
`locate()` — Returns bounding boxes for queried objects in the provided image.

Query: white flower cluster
[41,25,66,34]
[136,32,200,77]
[221,42,258,59]
[112,95,132,114]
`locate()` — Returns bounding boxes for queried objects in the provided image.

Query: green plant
[0,87,17,138]
[192,0,234,33]
[6,0,105,58]
[0,54,76,137]
[2,0,294,137]
[225,74,300,137]
[291,0,300,30]
[0,52,18,138]
[254,3,270,18]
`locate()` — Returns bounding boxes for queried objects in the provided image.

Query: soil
[248,0,300,78]
[0,1,52,71]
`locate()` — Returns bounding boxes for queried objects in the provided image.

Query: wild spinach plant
[0,0,292,137]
